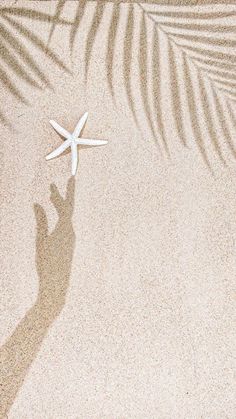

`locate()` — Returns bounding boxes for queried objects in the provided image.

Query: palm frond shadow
[0,5,72,125]
[70,0,236,170]
[146,3,236,168]
[1,0,235,169]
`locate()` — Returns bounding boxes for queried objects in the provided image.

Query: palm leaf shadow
[168,42,187,148]
[123,4,140,128]
[0,4,72,125]
[106,1,120,99]
[1,0,235,168]
[47,0,67,46]
[70,0,88,53]
[85,1,106,82]
[152,27,170,156]
[101,1,236,169]
[139,11,158,146]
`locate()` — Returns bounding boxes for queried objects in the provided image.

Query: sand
[0,1,235,417]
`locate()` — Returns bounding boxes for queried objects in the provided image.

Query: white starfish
[46,112,108,175]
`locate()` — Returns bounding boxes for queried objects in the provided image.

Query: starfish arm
[46,139,71,160]
[73,112,88,138]
[75,138,108,146]
[71,142,78,176]
[50,120,71,139]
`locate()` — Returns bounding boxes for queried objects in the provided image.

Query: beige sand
[0,1,236,418]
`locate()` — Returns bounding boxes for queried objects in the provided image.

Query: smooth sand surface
[0,1,236,418]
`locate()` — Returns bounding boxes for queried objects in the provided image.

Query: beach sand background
[0,1,236,417]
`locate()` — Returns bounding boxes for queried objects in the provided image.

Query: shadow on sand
[0,177,75,417]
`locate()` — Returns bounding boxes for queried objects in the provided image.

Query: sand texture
[0,1,236,418]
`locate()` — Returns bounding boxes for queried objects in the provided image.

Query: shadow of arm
[0,177,75,417]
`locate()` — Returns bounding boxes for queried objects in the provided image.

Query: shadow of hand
[34,176,75,318]
[0,178,76,418]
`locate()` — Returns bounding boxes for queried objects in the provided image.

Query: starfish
[46,112,108,175]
